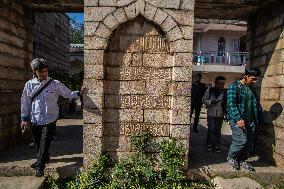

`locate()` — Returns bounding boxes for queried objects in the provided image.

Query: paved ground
[189,118,284,185]
[0,116,284,185]
[0,119,83,178]
[0,176,45,189]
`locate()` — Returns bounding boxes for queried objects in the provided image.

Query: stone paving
[0,117,284,186]
[188,118,284,185]
[0,119,83,178]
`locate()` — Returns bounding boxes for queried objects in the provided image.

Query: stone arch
[83,1,194,167]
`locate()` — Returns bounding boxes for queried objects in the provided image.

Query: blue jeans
[228,120,255,162]
[206,115,223,147]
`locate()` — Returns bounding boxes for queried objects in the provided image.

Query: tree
[70,18,84,44]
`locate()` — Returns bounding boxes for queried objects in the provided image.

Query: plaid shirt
[226,80,258,124]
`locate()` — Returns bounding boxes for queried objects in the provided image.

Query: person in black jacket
[190,73,207,133]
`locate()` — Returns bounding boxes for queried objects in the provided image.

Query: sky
[66,13,84,25]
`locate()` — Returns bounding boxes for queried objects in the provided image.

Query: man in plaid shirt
[226,68,261,171]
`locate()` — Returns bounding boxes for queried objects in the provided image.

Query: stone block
[102,136,132,152]
[95,23,112,39]
[145,0,180,9]
[164,9,194,26]
[105,95,171,109]
[84,123,103,138]
[169,39,192,53]
[166,26,183,42]
[131,53,143,66]
[180,0,195,10]
[180,26,193,39]
[174,53,193,67]
[84,22,99,37]
[103,13,119,31]
[144,3,157,21]
[83,93,104,109]
[275,139,284,156]
[103,123,122,136]
[153,8,167,25]
[83,136,102,160]
[113,8,128,24]
[260,87,280,101]
[83,79,104,94]
[273,152,284,169]
[85,36,108,50]
[144,109,170,123]
[143,53,173,67]
[84,50,104,65]
[136,0,146,15]
[173,66,192,81]
[105,67,172,81]
[275,126,284,140]
[121,122,170,136]
[85,7,116,22]
[172,81,191,96]
[83,108,103,124]
[171,109,190,124]
[161,16,177,32]
[104,81,146,94]
[104,109,143,122]
[105,52,132,67]
[84,64,104,79]
[172,96,190,110]
[84,0,99,6]
[124,2,139,20]
[170,124,190,139]
[145,80,172,95]
[99,0,117,6]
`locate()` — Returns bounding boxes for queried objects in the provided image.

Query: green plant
[110,130,157,188]
[67,155,109,189]
[157,139,186,184]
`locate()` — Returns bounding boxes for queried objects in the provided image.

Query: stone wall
[0,0,33,151]
[33,13,70,73]
[0,1,70,152]
[83,0,194,167]
[247,1,284,169]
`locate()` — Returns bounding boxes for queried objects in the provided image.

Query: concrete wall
[247,1,284,169]
[0,0,33,151]
[33,13,70,73]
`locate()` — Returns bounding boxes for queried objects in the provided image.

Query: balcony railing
[193,51,247,66]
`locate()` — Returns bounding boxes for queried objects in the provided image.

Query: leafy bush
[67,155,109,189]
[63,131,213,189]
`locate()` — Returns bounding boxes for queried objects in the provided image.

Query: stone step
[212,177,263,189]
[187,162,284,185]
[0,154,82,178]
[0,176,45,189]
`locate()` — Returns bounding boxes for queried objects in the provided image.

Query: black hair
[196,73,202,77]
[215,76,226,82]
[244,68,261,77]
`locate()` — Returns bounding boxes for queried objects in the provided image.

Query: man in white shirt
[21,58,82,177]
[202,76,226,152]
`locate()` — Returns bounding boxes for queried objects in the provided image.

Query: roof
[70,44,84,53]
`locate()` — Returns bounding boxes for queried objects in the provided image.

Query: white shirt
[21,77,79,125]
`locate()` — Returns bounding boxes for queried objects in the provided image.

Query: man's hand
[21,121,28,134]
[236,119,245,129]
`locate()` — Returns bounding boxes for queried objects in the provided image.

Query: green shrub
[67,155,109,189]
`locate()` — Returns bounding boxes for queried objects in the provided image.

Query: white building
[193,19,247,87]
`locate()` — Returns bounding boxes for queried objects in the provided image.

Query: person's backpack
[208,87,227,114]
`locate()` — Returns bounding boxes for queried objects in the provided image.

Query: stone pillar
[0,0,33,152]
[83,0,195,167]
[247,1,284,169]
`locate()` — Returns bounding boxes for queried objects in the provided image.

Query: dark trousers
[228,120,255,162]
[31,121,56,169]
[206,115,223,147]
[190,104,202,129]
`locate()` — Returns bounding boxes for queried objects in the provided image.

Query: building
[193,19,247,86]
